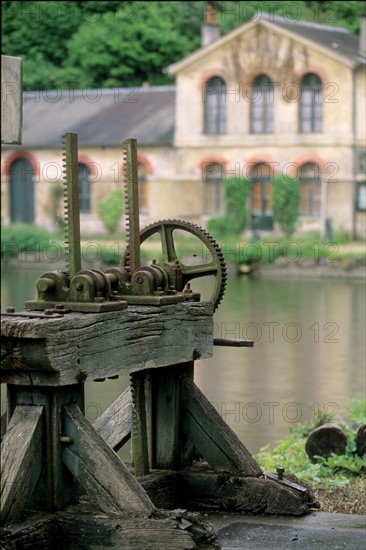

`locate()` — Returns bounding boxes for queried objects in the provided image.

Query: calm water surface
[1,267,365,453]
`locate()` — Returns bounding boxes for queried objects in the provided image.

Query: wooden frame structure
[1,302,314,547]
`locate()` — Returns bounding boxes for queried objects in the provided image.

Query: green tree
[97,189,124,235]
[2,1,364,91]
[272,174,299,237]
[208,176,249,236]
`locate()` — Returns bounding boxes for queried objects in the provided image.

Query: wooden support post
[130,371,149,476]
[181,378,262,476]
[62,403,155,516]
[150,362,194,470]
[6,384,83,511]
[93,386,132,451]
[1,405,44,523]
[0,411,6,441]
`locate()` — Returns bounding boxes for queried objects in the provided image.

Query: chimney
[360,13,366,56]
[201,3,221,47]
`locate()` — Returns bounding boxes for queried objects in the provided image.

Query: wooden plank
[178,465,313,516]
[1,411,6,441]
[59,503,196,550]
[50,387,84,510]
[1,55,22,145]
[1,405,44,523]
[181,378,262,476]
[62,403,155,516]
[6,384,84,510]
[0,513,60,550]
[92,386,132,451]
[130,371,149,476]
[1,303,213,386]
[137,470,179,510]
[150,363,194,470]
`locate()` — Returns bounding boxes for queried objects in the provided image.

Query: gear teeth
[61,133,81,278]
[122,219,227,311]
[122,138,140,274]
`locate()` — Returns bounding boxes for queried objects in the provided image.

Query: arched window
[204,76,226,135]
[250,75,274,134]
[203,162,225,214]
[299,73,323,133]
[9,158,35,223]
[137,162,149,214]
[78,163,91,213]
[299,163,321,215]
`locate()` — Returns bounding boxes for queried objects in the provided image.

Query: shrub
[97,189,124,235]
[1,223,55,258]
[272,174,299,237]
[207,176,250,237]
[207,215,230,236]
[255,398,366,489]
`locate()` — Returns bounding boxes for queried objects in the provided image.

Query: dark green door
[9,158,35,223]
[250,163,273,230]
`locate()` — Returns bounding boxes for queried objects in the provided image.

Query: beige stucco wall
[1,21,365,239]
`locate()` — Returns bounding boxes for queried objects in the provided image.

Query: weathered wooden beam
[62,403,155,516]
[59,507,197,550]
[6,384,84,511]
[0,505,199,550]
[92,386,132,451]
[178,465,314,516]
[181,378,262,476]
[0,411,7,441]
[1,303,213,386]
[130,371,149,476]
[0,513,60,550]
[1,405,44,523]
[150,363,194,470]
[137,470,179,510]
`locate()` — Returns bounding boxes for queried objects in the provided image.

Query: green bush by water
[254,399,366,488]
[97,189,124,235]
[1,224,58,258]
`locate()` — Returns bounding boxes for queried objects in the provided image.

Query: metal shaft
[213,338,254,348]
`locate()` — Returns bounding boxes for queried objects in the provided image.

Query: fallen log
[305,423,348,461]
[355,423,366,457]
[138,463,317,516]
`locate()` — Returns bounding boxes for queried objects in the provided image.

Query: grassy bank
[254,399,366,514]
[2,224,365,269]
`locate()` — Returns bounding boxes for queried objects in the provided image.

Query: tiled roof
[270,15,364,64]
[17,86,176,148]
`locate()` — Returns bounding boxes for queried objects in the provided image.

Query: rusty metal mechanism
[25,135,226,312]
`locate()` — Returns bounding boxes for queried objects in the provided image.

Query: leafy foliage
[1,223,57,258]
[97,189,124,235]
[207,177,250,236]
[2,1,364,90]
[272,174,299,237]
[255,399,366,489]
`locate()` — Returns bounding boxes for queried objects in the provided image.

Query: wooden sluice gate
[0,136,315,549]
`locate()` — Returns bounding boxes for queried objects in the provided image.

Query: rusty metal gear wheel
[123,219,227,311]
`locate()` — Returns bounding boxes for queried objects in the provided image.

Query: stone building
[1,13,366,238]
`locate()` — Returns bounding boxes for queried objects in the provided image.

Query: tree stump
[305,423,348,462]
[355,423,366,457]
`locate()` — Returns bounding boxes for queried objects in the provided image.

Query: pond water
[1,266,365,454]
